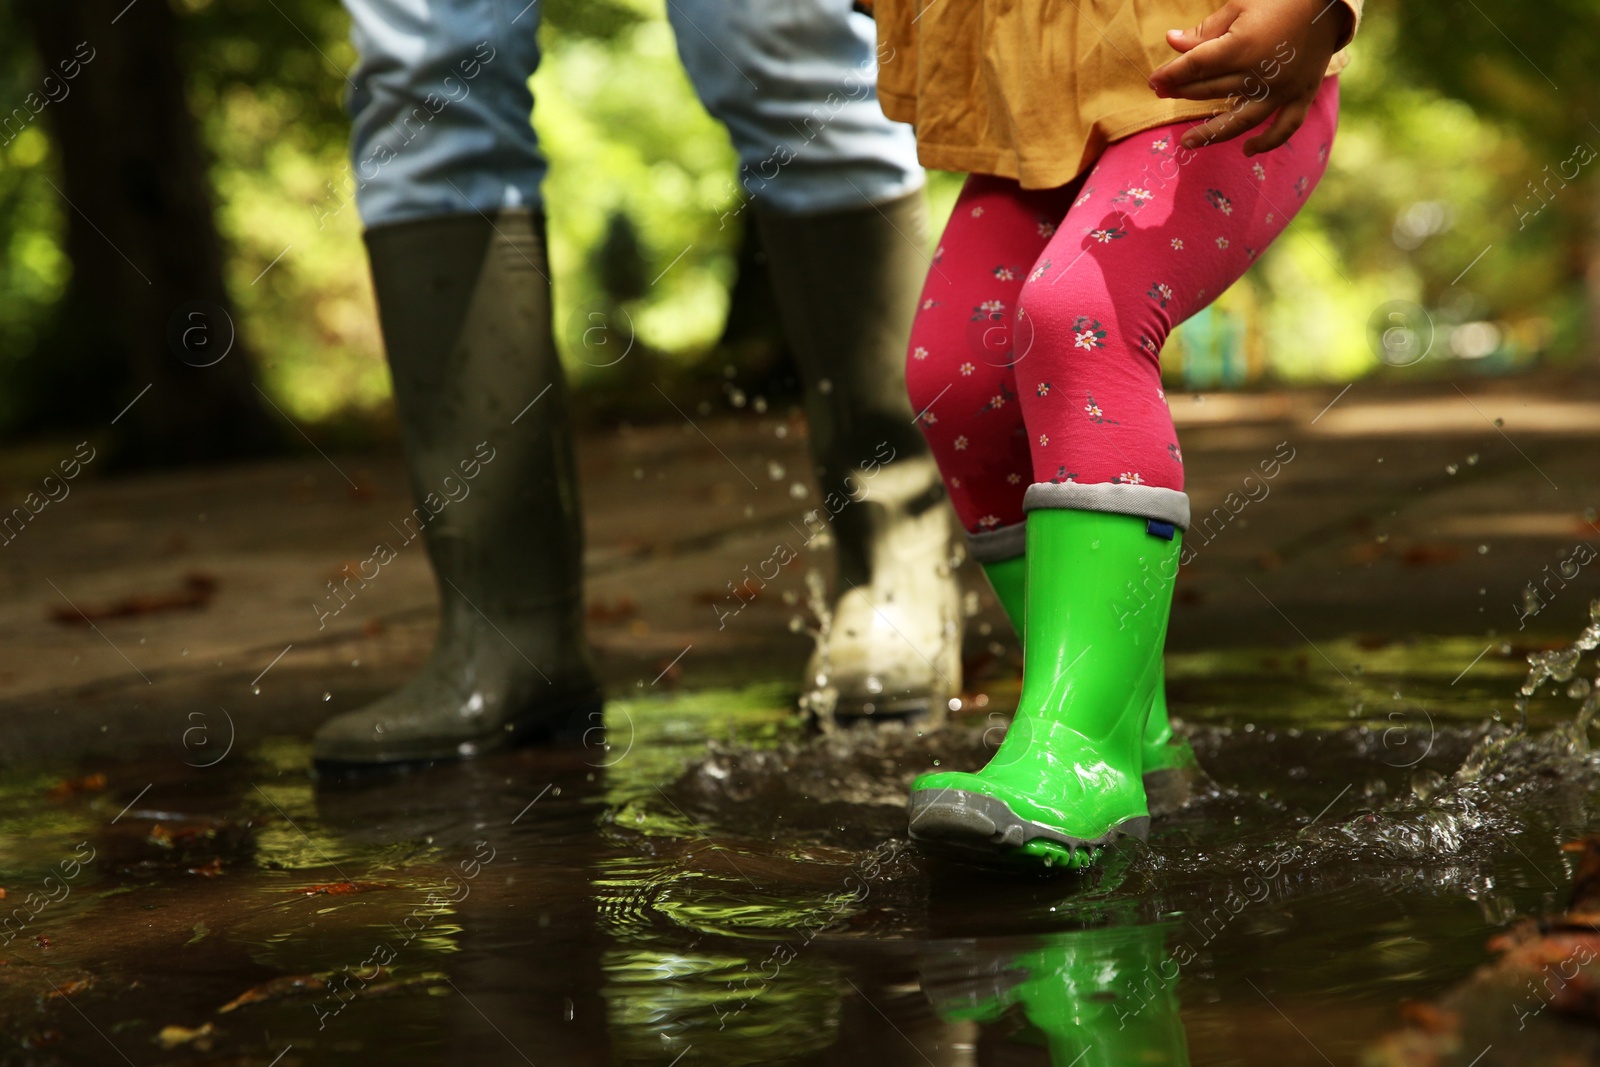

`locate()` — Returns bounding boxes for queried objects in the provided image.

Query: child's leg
[909,80,1339,869]
[1016,78,1340,496]
[904,174,1076,581]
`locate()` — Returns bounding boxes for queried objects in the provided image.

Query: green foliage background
[0,0,1592,431]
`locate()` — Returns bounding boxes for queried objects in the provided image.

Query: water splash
[796,568,839,728]
[1311,599,1600,870]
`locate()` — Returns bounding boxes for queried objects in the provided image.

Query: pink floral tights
[906,78,1339,549]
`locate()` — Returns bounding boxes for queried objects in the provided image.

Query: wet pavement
[4,375,1600,1065]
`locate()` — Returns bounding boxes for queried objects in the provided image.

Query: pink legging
[907,78,1338,546]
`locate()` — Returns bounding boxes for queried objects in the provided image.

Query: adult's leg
[315,0,601,765]
[667,0,960,720]
[911,81,1340,866]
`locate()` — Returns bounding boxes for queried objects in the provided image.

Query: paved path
[3,375,1597,763]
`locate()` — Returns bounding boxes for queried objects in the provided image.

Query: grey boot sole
[907,788,1150,864]
[829,693,935,725]
[313,686,604,771]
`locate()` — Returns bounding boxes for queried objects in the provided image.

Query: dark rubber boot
[314,210,601,767]
[755,193,962,723]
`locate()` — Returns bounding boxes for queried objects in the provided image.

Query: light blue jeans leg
[341,0,545,228]
[665,0,924,216]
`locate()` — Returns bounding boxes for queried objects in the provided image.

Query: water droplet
[932,759,940,766]
[753,396,768,414]
[322,692,332,702]
[1478,544,1490,554]
[774,424,788,439]
[729,389,747,408]
[252,686,261,695]
[1467,453,1479,465]
[1493,417,1504,427]
[947,698,962,711]
[817,378,833,395]
[743,504,754,518]
[1376,532,1389,543]
[633,467,645,480]
[181,648,189,656]
[789,482,808,499]
[788,615,805,633]
[1445,463,1459,475]
[767,461,785,481]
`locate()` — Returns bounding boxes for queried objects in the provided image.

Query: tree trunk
[17,0,278,466]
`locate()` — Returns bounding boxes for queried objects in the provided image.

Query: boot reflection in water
[923,925,1191,1066]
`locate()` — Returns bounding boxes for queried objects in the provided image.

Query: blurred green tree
[12,0,282,465]
[1393,0,1600,352]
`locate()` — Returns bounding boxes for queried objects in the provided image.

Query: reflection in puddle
[3,613,1599,1063]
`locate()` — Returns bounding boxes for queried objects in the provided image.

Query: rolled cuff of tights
[1023,482,1191,530]
[967,522,1026,563]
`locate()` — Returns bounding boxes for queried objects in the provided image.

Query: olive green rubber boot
[911,508,1180,869]
[756,194,962,723]
[314,210,602,767]
[980,552,1202,808]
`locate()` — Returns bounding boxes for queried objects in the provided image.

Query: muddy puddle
[3,614,1599,1066]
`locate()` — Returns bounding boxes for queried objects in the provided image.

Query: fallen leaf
[47,773,108,799]
[587,596,638,623]
[217,973,329,1013]
[1401,543,1466,567]
[43,977,92,999]
[155,1023,216,1050]
[49,573,216,626]
[295,881,383,896]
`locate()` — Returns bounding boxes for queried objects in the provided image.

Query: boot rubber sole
[313,688,604,773]
[907,787,1149,871]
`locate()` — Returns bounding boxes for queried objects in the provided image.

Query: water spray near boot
[756,193,964,725]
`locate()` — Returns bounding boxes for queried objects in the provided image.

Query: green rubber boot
[980,553,1201,803]
[926,926,1191,1066]
[912,509,1179,869]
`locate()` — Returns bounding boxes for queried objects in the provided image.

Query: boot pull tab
[1145,520,1176,541]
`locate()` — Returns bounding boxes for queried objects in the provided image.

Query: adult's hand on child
[1148,0,1352,155]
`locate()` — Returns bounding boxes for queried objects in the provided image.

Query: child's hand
[1147,0,1352,155]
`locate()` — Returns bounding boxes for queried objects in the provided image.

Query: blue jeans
[342,0,923,227]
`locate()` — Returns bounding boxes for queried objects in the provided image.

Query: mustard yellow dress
[874,0,1360,189]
